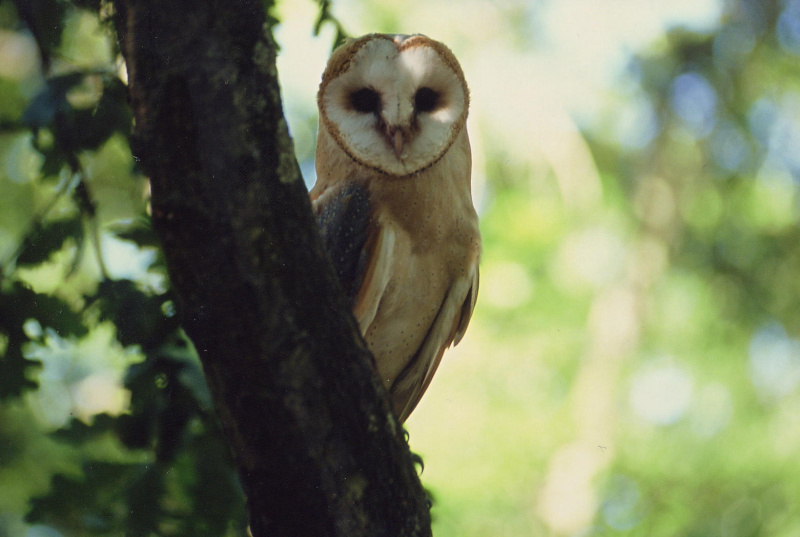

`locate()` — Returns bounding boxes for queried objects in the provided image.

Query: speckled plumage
[311,34,480,422]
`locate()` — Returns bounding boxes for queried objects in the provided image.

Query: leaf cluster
[0,1,249,534]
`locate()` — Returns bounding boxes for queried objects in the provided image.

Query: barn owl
[311,34,480,423]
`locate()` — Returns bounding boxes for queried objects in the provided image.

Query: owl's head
[318,34,469,177]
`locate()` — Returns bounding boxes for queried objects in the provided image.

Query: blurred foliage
[313,0,350,49]
[3,0,800,536]
[0,1,246,535]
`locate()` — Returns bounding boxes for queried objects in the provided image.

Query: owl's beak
[384,126,407,161]
[392,130,404,160]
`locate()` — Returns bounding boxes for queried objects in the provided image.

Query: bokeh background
[2,0,800,535]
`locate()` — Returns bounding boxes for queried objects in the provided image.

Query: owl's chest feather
[371,131,476,246]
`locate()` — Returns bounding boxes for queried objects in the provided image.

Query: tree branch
[111,0,431,535]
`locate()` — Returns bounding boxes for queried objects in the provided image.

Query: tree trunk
[111,1,432,535]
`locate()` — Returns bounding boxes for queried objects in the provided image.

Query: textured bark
[111,1,432,535]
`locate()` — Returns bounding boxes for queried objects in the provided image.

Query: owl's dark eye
[350,88,381,113]
[414,87,440,113]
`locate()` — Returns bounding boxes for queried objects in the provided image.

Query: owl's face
[318,34,469,177]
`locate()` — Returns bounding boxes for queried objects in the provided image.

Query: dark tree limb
[110,1,432,535]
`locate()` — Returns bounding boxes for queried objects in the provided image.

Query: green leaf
[108,218,161,248]
[22,72,85,129]
[11,0,69,71]
[65,76,133,150]
[26,461,136,531]
[0,78,28,125]
[23,73,132,154]
[313,0,349,50]
[126,463,168,536]
[0,282,87,399]
[2,282,88,336]
[15,216,83,266]
[49,413,118,444]
[121,349,202,462]
[188,433,247,536]
[0,333,39,399]
[94,279,179,348]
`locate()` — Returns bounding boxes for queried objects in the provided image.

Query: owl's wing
[313,180,478,422]
[391,261,479,422]
[313,182,372,306]
[312,181,393,333]
[454,267,479,345]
